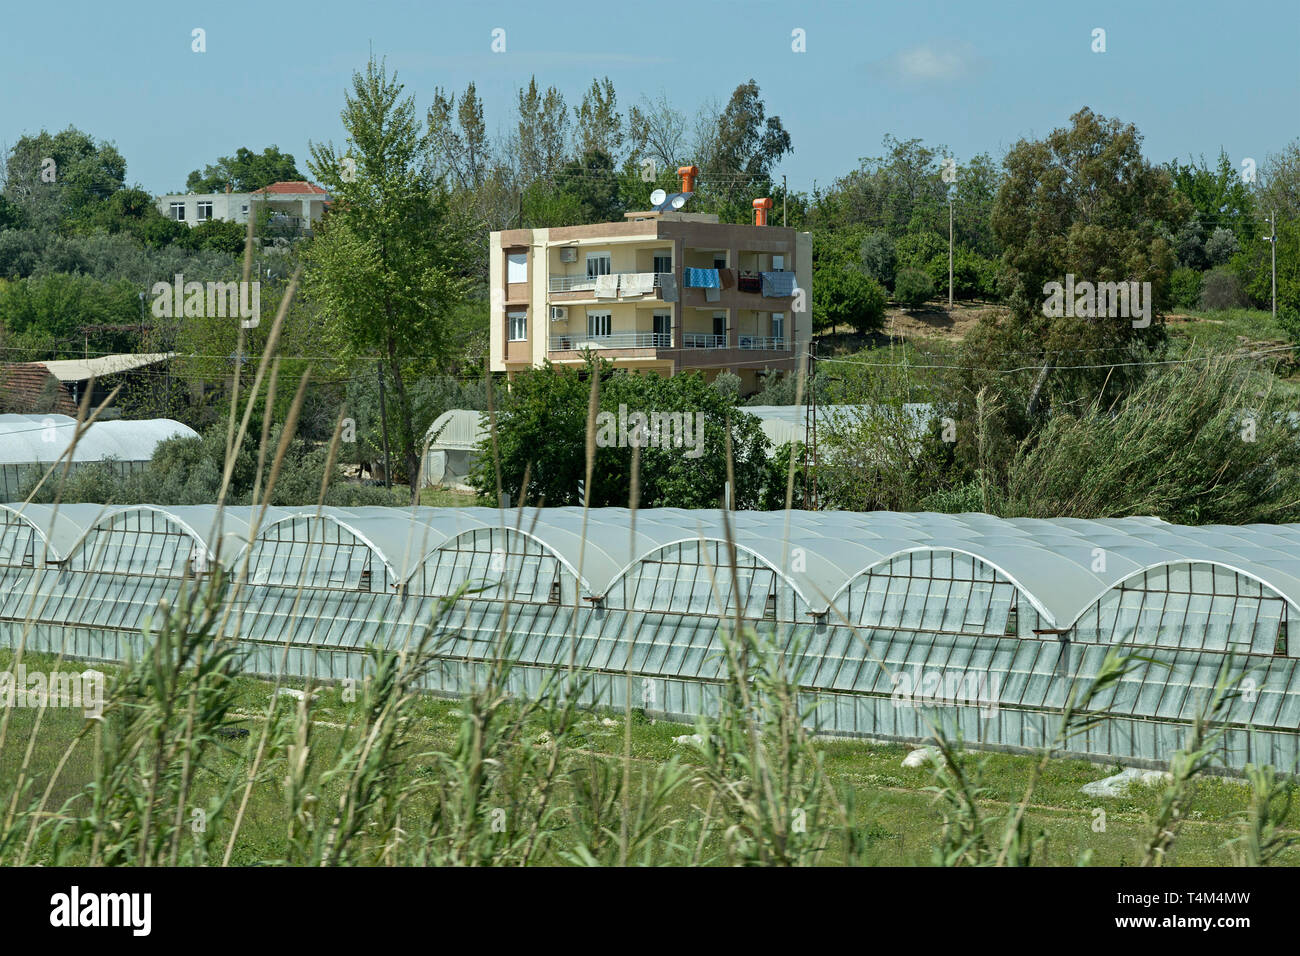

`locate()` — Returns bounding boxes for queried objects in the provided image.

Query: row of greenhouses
[2,502,1298,770]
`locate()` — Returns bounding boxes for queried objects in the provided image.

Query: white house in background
[154,181,330,234]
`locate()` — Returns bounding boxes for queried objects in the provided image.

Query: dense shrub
[894,267,934,309]
[1169,267,1203,310]
[1199,267,1248,311]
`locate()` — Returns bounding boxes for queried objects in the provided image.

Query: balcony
[550,331,673,351]
[683,333,727,349]
[548,272,673,295]
[739,336,788,350]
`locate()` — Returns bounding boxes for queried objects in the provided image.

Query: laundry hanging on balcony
[594,274,619,297]
[683,268,721,288]
[621,272,655,296]
[704,286,721,302]
[760,272,797,297]
[718,268,736,290]
[659,273,678,302]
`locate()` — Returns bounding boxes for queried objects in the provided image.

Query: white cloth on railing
[621,272,655,295]
[704,286,721,302]
[594,274,619,298]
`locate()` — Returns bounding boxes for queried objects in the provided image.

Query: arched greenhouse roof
[0,415,199,465]
[5,503,1300,622]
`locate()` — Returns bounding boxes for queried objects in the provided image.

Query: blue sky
[2,0,1296,195]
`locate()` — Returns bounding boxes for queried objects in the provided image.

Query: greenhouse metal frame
[2,502,1298,770]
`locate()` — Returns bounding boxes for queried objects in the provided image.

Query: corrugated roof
[39,353,175,382]
[6,504,1299,630]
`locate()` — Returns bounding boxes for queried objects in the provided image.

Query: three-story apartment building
[488,178,811,394]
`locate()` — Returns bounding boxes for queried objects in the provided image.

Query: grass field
[2,648,1292,866]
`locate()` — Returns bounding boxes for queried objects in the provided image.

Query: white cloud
[869,42,981,84]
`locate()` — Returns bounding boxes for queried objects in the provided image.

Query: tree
[425,83,490,191]
[859,230,896,288]
[4,127,126,226]
[574,77,623,162]
[1169,151,1258,249]
[813,263,886,335]
[471,360,770,509]
[1204,226,1240,267]
[516,77,570,184]
[626,93,688,172]
[554,149,622,223]
[813,136,948,238]
[696,80,792,208]
[305,57,472,501]
[985,108,1184,418]
[894,267,933,310]
[185,145,302,193]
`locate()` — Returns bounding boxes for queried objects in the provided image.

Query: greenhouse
[1,502,1298,770]
[0,415,199,499]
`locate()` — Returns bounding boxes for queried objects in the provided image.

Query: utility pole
[1266,209,1277,323]
[948,197,954,310]
[782,174,787,227]
[376,363,392,490]
[803,342,818,510]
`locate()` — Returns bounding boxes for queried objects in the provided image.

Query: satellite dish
[649,188,667,207]
[670,194,688,210]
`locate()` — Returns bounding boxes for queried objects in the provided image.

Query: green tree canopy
[305,57,472,501]
[185,145,302,193]
[471,360,772,509]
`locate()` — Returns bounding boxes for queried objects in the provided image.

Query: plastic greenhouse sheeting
[0,416,199,499]
[3,503,1300,770]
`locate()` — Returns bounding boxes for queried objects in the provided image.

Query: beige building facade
[488,209,811,394]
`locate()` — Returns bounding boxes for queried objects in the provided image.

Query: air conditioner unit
[559,247,577,262]
[550,306,568,321]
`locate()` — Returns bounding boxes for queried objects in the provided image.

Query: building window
[586,252,612,279]
[196,202,213,222]
[713,254,727,269]
[241,204,249,214]
[771,254,785,271]
[653,253,672,274]
[507,251,528,284]
[712,313,726,338]
[170,203,186,221]
[653,313,671,344]
[587,311,611,337]
[508,311,527,342]
[771,313,784,340]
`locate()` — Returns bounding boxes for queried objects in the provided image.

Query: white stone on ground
[276,688,319,702]
[1080,767,1173,797]
[902,747,940,768]
[673,733,704,746]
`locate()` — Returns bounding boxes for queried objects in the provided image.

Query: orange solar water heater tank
[676,165,699,194]
[752,197,774,226]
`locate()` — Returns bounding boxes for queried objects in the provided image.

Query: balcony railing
[683,333,728,349]
[550,331,673,351]
[548,272,672,294]
[739,336,788,350]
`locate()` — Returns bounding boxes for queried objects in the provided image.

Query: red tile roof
[253,181,328,195]
[0,364,78,415]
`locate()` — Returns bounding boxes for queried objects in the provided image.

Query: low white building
[154,181,329,234]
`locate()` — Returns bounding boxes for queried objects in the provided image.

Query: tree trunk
[385,339,420,505]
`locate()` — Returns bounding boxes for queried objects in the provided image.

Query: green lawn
[2,649,1292,866]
